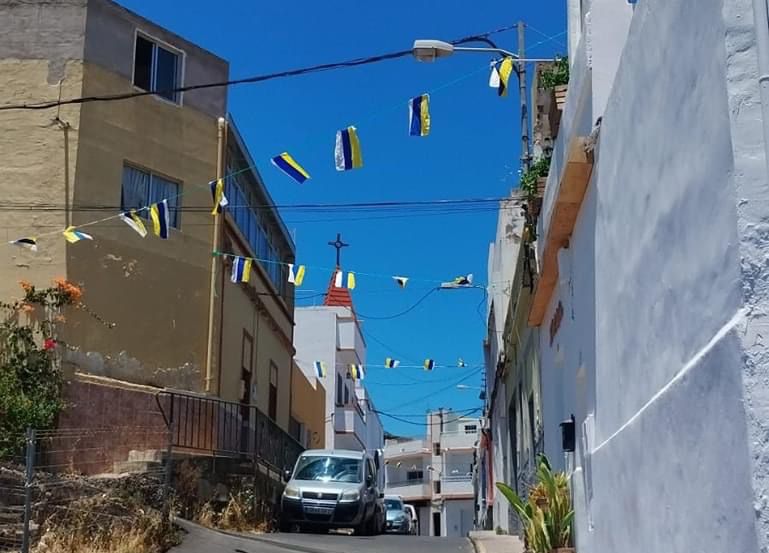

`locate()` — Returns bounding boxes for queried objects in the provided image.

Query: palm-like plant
[496,455,574,553]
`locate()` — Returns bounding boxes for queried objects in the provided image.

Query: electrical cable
[380,366,484,412]
[374,407,481,426]
[0,24,521,112]
[352,288,439,320]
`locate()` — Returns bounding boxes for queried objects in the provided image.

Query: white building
[527,1,769,552]
[294,269,384,467]
[384,410,480,538]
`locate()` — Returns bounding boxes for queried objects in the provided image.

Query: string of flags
[308,357,471,376]
[7,56,536,251]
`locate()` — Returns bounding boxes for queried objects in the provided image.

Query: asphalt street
[172,520,475,553]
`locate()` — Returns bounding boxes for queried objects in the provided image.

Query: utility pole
[205,116,227,394]
[518,21,531,171]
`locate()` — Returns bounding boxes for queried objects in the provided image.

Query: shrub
[540,57,569,90]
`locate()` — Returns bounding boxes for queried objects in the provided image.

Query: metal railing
[156,391,304,473]
[387,477,429,488]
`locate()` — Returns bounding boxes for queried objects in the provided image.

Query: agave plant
[496,455,574,553]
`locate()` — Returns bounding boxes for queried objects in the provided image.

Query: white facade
[534,1,769,552]
[384,411,480,537]
[294,306,384,466]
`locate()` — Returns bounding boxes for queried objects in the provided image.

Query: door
[432,511,441,536]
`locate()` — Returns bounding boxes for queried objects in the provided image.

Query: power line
[352,288,439,320]
[0,25,520,113]
[374,407,481,426]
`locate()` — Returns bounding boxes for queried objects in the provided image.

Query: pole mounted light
[412,39,550,64]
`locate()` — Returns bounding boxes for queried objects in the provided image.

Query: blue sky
[117,0,566,436]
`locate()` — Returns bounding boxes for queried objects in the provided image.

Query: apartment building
[0,0,296,434]
[294,268,384,460]
[385,410,480,537]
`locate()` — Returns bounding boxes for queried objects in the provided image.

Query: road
[172,520,474,553]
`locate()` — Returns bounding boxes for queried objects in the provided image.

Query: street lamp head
[412,39,455,62]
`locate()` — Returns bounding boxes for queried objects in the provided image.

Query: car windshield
[385,499,404,511]
[293,456,362,483]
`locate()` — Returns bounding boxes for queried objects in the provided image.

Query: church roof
[323,268,354,308]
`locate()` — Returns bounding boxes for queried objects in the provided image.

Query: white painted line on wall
[593,308,747,454]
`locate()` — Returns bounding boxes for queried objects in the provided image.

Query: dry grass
[194,493,269,534]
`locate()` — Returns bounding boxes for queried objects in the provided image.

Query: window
[224,171,288,297]
[269,363,278,421]
[134,34,182,103]
[121,165,181,228]
[336,376,343,407]
[407,470,424,481]
[433,443,441,456]
[433,480,441,494]
[289,417,303,444]
[344,386,350,405]
[241,331,253,373]
[464,425,478,434]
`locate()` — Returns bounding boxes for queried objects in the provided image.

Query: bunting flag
[149,200,170,239]
[457,358,467,368]
[334,270,343,288]
[62,226,93,244]
[441,273,474,288]
[295,265,306,286]
[488,62,501,88]
[408,94,431,137]
[288,263,296,284]
[498,57,514,97]
[210,179,228,215]
[347,272,356,290]
[231,256,252,283]
[120,210,147,237]
[314,361,327,378]
[9,238,38,252]
[385,358,400,369]
[393,276,409,288]
[423,359,435,371]
[349,364,365,380]
[335,126,363,171]
[271,152,311,184]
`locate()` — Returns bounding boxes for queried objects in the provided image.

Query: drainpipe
[205,117,227,393]
[753,0,769,176]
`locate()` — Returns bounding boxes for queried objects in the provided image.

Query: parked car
[384,495,412,534]
[404,504,418,535]
[280,449,385,535]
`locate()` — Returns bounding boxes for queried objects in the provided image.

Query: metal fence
[0,427,170,553]
[0,391,304,552]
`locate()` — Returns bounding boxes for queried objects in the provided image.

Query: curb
[469,535,488,553]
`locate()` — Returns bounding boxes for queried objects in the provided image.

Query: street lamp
[412,26,553,171]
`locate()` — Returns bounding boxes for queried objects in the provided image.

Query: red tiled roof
[323,268,354,308]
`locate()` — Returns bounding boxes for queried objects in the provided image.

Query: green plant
[496,455,574,553]
[520,156,552,198]
[0,279,81,457]
[540,57,569,90]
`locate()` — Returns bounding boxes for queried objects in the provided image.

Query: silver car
[280,449,385,535]
[384,496,412,534]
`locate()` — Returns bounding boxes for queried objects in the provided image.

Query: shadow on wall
[63,349,202,392]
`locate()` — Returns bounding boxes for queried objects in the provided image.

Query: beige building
[0,0,295,432]
[290,361,326,450]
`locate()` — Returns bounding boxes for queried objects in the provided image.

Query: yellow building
[290,361,326,450]
[0,0,295,432]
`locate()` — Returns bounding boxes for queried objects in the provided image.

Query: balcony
[441,475,474,498]
[334,404,366,447]
[384,439,430,459]
[385,478,432,501]
[530,35,596,327]
[440,431,477,451]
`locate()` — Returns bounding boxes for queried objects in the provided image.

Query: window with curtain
[121,164,181,228]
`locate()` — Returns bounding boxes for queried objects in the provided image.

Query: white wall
[537,0,769,551]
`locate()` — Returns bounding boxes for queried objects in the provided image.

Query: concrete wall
[535,0,769,551]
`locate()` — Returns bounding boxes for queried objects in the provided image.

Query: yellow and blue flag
[271,152,311,184]
[149,200,170,239]
[393,276,409,288]
[347,272,356,290]
[210,179,228,215]
[62,226,93,244]
[314,361,327,378]
[498,57,514,97]
[384,358,400,369]
[120,210,147,237]
[9,237,37,251]
[408,94,430,136]
[335,126,363,171]
[231,256,252,283]
[289,264,307,287]
[349,364,365,381]
[424,359,435,371]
